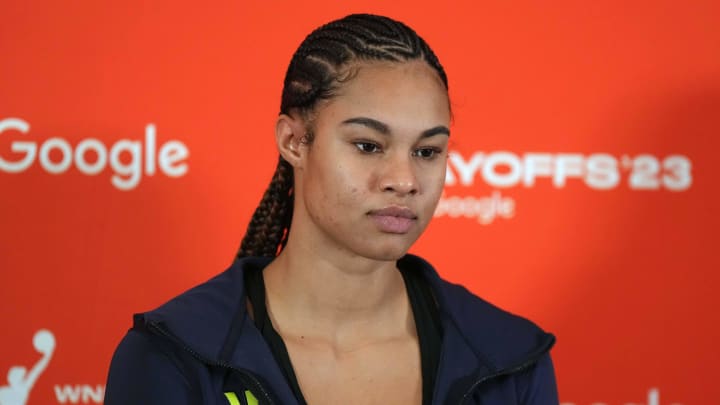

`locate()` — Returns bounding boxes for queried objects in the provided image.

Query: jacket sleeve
[104,329,199,405]
[516,352,560,404]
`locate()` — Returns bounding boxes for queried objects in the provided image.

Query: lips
[367,206,417,234]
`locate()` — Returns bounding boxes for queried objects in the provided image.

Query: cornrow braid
[237,156,293,258]
[236,13,448,259]
[281,13,448,116]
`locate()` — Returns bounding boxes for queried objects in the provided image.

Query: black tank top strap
[244,266,309,405]
[399,263,443,405]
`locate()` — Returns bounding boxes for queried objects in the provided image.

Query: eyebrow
[341,117,450,138]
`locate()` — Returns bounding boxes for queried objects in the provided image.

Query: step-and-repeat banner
[2,1,718,404]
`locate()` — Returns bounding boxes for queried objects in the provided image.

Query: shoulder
[105,327,202,404]
[137,256,274,360]
[106,257,274,403]
[400,254,555,369]
[399,255,559,403]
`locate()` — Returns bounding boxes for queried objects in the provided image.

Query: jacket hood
[138,254,555,403]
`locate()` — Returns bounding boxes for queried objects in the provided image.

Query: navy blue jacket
[105,255,558,404]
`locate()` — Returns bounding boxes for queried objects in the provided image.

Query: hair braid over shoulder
[237,157,293,258]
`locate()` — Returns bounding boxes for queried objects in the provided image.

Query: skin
[262,60,450,405]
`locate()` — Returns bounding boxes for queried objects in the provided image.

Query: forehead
[313,61,451,131]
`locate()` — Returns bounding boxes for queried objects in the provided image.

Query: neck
[262,240,411,347]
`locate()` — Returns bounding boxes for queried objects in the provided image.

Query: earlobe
[275,114,306,168]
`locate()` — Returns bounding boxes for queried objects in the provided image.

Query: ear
[275,113,307,168]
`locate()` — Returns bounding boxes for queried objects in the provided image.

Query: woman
[105,13,558,405]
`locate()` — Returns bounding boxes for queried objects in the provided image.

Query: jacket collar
[140,256,298,403]
[398,255,555,403]
[140,255,554,404]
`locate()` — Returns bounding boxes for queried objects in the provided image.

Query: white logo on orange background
[435,151,694,225]
[0,330,55,405]
[561,387,684,405]
[0,118,189,190]
[444,151,692,191]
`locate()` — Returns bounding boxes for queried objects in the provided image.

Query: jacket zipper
[147,321,276,405]
[458,350,550,405]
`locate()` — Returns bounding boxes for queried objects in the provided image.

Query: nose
[379,155,419,196]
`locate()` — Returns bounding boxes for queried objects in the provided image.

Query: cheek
[331,166,364,206]
[305,159,364,218]
[422,165,447,197]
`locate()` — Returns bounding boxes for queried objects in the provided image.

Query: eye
[354,142,381,153]
[413,147,442,159]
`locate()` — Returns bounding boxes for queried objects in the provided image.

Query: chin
[354,237,416,262]
[366,250,407,262]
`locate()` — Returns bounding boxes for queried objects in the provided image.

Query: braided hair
[236,13,448,259]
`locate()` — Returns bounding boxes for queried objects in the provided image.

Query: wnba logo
[0,330,55,405]
[0,118,190,190]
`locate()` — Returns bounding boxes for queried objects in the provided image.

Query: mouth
[367,206,418,234]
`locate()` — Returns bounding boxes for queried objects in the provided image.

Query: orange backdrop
[1,1,719,404]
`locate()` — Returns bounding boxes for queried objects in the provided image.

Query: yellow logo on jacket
[224,391,258,405]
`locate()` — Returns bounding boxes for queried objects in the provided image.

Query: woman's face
[293,60,450,262]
